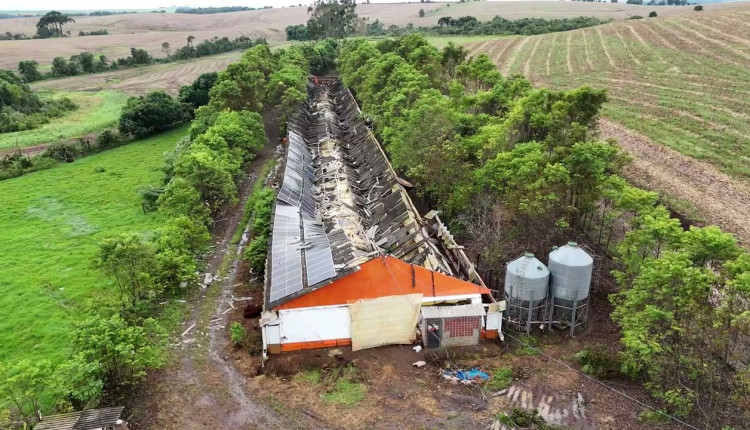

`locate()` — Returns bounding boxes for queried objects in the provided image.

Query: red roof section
[276,256,490,310]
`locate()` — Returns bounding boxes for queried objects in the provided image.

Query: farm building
[260,79,503,357]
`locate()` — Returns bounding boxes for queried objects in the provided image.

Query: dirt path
[599,119,750,244]
[128,121,312,428]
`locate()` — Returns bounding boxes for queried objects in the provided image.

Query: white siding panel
[279,306,351,343]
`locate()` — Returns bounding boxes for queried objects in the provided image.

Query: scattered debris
[442,368,490,385]
[202,273,215,289]
[181,323,197,337]
[412,361,426,368]
[413,345,422,353]
[328,349,343,358]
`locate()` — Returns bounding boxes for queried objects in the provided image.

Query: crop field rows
[465,7,750,179]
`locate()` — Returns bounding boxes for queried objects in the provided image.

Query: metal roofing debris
[421,304,487,319]
[266,79,486,308]
[35,406,125,430]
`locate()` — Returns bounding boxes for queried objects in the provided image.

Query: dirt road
[600,119,750,244]
[127,123,316,428]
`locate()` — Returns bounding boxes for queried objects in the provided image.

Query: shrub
[497,408,570,429]
[95,129,124,149]
[648,11,657,17]
[72,316,166,392]
[575,345,623,379]
[244,236,268,276]
[419,9,425,17]
[230,322,247,346]
[694,5,703,10]
[119,90,186,138]
[627,15,643,20]
[43,141,80,162]
[178,72,218,111]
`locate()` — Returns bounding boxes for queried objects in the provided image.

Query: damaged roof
[266,79,484,309]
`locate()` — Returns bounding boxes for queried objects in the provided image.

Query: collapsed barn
[259,79,504,356]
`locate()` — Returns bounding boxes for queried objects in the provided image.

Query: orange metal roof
[276,256,490,310]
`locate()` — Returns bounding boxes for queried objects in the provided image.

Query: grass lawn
[0,90,129,150]
[0,126,186,366]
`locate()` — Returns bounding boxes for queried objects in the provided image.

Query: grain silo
[548,242,593,335]
[504,253,550,335]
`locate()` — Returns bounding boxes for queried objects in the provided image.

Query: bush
[244,237,268,276]
[230,322,247,346]
[178,72,218,111]
[95,129,124,149]
[119,90,186,138]
[694,5,703,11]
[497,408,570,429]
[43,141,80,162]
[648,11,657,17]
[627,15,643,20]
[575,345,623,379]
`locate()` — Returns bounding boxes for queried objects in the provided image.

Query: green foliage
[486,367,513,391]
[0,359,55,427]
[95,233,161,310]
[286,24,309,41]
[243,188,276,276]
[18,60,42,83]
[307,0,358,40]
[208,110,266,162]
[612,220,750,423]
[0,72,77,133]
[230,322,247,347]
[694,5,703,10]
[35,11,75,39]
[648,11,658,17]
[72,315,166,391]
[119,90,186,138]
[294,369,322,385]
[157,176,212,224]
[178,72,218,111]
[575,345,622,379]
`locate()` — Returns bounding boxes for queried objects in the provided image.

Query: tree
[119,90,185,138]
[129,47,152,65]
[694,4,703,10]
[157,177,212,224]
[0,360,56,427]
[307,0,358,40]
[173,140,239,212]
[187,35,195,47]
[95,233,161,310]
[285,24,309,41]
[207,110,266,161]
[17,60,42,82]
[161,41,171,57]
[419,9,425,17]
[72,316,165,391]
[35,11,75,38]
[648,11,657,17]
[178,72,218,110]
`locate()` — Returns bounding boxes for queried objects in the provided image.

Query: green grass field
[465,7,750,179]
[0,126,186,366]
[0,90,129,150]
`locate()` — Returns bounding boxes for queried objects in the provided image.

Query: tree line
[0,39,336,428]
[338,34,749,428]
[287,11,607,41]
[175,6,272,14]
[14,36,267,83]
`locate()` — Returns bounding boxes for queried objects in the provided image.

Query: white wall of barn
[279,305,351,343]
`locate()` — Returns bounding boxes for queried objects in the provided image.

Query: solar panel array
[303,217,337,285]
[277,130,316,216]
[269,204,304,303]
[269,128,337,304]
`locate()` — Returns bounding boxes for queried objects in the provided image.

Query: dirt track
[600,119,750,245]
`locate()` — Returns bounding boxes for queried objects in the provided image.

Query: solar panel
[269,204,304,302]
[278,131,317,216]
[302,217,337,285]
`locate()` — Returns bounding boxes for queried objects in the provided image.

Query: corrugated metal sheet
[35,406,124,430]
[421,304,486,319]
[349,294,422,351]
